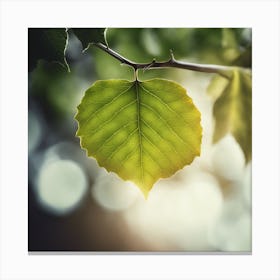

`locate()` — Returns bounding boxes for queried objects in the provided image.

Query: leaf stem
[94,43,236,78]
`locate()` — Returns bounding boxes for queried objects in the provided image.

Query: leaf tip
[141,188,150,200]
[137,181,154,199]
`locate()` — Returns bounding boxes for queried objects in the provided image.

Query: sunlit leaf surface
[209,68,252,162]
[76,79,202,197]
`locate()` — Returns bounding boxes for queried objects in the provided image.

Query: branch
[94,43,236,78]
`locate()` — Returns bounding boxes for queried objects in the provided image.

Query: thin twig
[94,43,236,78]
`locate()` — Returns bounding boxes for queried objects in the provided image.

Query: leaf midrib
[135,80,144,186]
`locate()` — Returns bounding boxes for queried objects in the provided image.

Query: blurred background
[28,28,252,252]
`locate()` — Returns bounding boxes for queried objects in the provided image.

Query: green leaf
[28,28,69,72]
[75,78,202,197]
[71,28,107,50]
[222,28,244,63]
[207,74,229,100]
[209,68,252,162]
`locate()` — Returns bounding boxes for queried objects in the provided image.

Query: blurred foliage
[29,62,88,120]
[105,28,251,64]
[208,68,252,162]
[84,28,251,80]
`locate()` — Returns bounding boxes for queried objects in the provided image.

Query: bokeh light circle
[37,159,88,215]
[92,171,141,212]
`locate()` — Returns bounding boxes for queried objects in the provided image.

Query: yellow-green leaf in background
[75,79,202,197]
[208,68,252,162]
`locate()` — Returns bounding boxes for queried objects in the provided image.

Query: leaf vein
[140,83,193,128]
[81,83,134,127]
[141,119,182,161]
[81,99,137,136]
[140,132,168,172]
[135,82,144,186]
[107,128,138,160]
[140,102,188,145]
[95,120,137,153]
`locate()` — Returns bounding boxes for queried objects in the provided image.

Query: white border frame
[1,0,279,279]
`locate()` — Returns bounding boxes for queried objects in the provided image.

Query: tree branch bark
[94,43,236,78]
